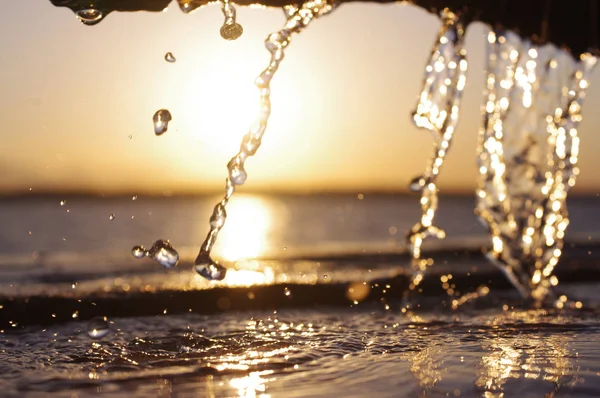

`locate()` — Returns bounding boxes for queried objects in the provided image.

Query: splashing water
[131,240,179,269]
[404,9,467,307]
[87,316,110,339]
[220,0,243,40]
[74,8,104,26]
[153,109,172,135]
[164,52,176,63]
[475,29,597,306]
[192,0,337,281]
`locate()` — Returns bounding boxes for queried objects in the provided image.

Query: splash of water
[131,239,179,269]
[193,0,337,281]
[475,29,597,305]
[544,53,597,307]
[404,9,467,305]
[220,0,243,40]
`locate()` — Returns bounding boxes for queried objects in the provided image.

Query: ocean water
[2,193,600,397]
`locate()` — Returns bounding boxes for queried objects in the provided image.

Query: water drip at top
[177,0,203,14]
[220,0,243,40]
[193,0,337,280]
[404,8,467,308]
[75,8,105,26]
[475,28,597,306]
[153,109,172,135]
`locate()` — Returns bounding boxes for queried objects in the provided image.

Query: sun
[177,49,264,158]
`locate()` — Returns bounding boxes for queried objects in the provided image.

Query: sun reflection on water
[229,371,273,398]
[190,195,288,288]
[211,196,280,262]
[476,319,577,396]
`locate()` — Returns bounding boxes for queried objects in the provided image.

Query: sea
[1,193,600,397]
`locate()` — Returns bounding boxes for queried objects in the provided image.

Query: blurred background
[2,1,600,197]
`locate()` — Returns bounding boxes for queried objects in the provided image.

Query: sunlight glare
[229,371,273,398]
[180,55,259,157]
[212,195,274,261]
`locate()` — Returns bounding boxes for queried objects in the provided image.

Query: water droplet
[109,213,115,221]
[227,157,247,185]
[147,240,179,269]
[284,287,292,297]
[132,195,138,201]
[194,254,227,281]
[165,52,176,63]
[60,200,66,206]
[153,109,172,136]
[409,176,428,192]
[210,203,227,229]
[87,316,110,339]
[131,245,146,259]
[128,135,132,140]
[75,9,104,26]
[220,22,243,40]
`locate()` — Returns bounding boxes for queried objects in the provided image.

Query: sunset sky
[2,1,600,195]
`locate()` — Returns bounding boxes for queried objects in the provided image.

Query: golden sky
[2,1,600,195]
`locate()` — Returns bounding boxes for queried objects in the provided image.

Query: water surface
[2,194,600,397]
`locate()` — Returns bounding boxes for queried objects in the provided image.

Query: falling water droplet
[132,195,138,201]
[194,254,227,281]
[75,9,104,26]
[109,213,115,221]
[87,316,110,339]
[60,200,66,206]
[147,240,179,269]
[220,22,243,40]
[164,52,176,63]
[131,245,146,259]
[284,287,292,297]
[153,109,172,136]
